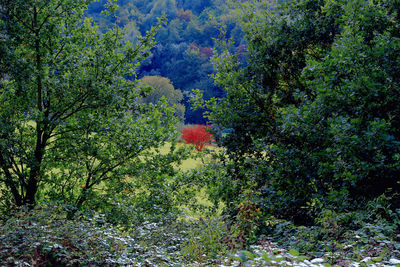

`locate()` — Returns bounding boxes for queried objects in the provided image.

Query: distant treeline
[87,0,245,124]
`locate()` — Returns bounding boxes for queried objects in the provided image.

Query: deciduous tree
[195,0,400,224]
[140,75,185,122]
[181,125,213,151]
[0,0,184,214]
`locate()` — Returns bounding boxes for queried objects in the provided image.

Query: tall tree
[197,0,400,223]
[0,0,182,213]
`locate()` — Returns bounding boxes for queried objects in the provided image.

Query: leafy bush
[0,204,140,266]
[266,196,400,264]
[181,218,232,264]
[181,124,214,151]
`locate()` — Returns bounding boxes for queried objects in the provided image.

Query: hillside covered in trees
[87,0,242,124]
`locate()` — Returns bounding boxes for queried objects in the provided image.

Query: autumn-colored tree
[188,42,200,54]
[200,47,213,60]
[181,125,213,151]
[177,8,193,22]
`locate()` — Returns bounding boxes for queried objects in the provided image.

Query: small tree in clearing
[181,125,213,151]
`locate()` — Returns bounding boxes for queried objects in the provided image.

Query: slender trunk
[67,171,92,219]
[24,5,45,208]
[75,191,87,211]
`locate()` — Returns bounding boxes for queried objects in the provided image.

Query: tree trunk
[24,4,45,208]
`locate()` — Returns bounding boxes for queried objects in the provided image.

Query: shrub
[181,218,232,264]
[0,204,139,266]
[181,125,214,151]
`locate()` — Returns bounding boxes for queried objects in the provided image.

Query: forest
[0,0,399,266]
[86,0,233,124]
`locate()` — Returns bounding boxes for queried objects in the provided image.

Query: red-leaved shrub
[181,125,213,151]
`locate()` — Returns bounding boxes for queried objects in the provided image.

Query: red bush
[181,125,213,151]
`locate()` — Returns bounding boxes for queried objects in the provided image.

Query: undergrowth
[0,198,399,266]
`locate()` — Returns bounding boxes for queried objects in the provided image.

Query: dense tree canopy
[197,0,400,224]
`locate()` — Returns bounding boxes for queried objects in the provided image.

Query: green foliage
[0,204,140,265]
[0,198,398,266]
[196,0,400,226]
[0,0,190,217]
[2,1,400,265]
[278,207,399,264]
[0,204,211,266]
[181,218,232,264]
[140,75,185,122]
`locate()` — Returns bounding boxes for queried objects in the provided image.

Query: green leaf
[289,249,300,257]
[261,252,272,262]
[372,257,382,262]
